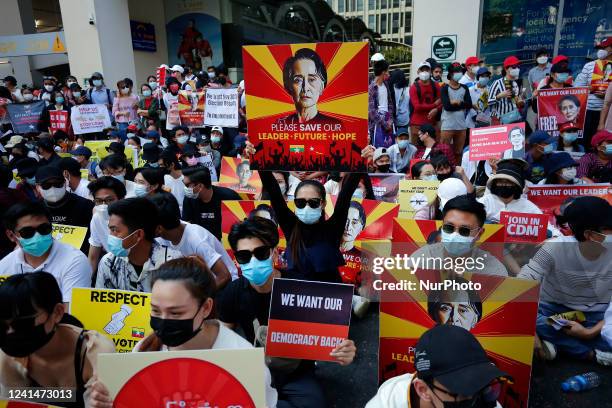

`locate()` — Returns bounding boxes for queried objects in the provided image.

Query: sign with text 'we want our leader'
[266,278,354,361]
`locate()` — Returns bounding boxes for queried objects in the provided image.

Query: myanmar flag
[289,145,304,154]
[132,327,145,338]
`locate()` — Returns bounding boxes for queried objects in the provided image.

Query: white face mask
[40,186,66,203]
[536,56,548,65]
[120,87,130,95]
[23,94,34,101]
[418,71,431,81]
[207,72,215,79]
[41,93,51,101]
[508,68,520,78]
[471,66,479,74]
[95,204,109,220]
[44,84,54,92]
[596,49,609,60]
[560,167,577,181]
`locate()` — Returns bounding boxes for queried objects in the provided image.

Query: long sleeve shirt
[408,80,441,126]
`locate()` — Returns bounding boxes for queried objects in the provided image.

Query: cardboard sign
[398,180,440,219]
[178,90,205,127]
[470,123,526,161]
[243,42,369,172]
[537,87,588,138]
[500,211,548,243]
[591,59,612,93]
[52,224,87,250]
[156,66,167,88]
[217,157,262,195]
[266,278,353,361]
[6,101,45,133]
[370,174,403,203]
[49,110,69,134]
[71,104,112,135]
[204,87,239,128]
[98,349,265,407]
[527,184,612,224]
[70,288,152,352]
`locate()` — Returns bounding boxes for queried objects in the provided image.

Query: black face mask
[150,306,204,347]
[217,77,227,86]
[437,172,452,181]
[0,318,55,357]
[377,164,390,173]
[490,184,517,199]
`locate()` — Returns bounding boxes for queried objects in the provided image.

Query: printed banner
[217,157,262,195]
[49,110,69,134]
[379,270,540,408]
[204,88,239,127]
[537,87,588,138]
[6,101,45,133]
[266,278,353,361]
[243,42,369,171]
[500,212,549,244]
[370,174,403,203]
[52,224,87,250]
[398,180,440,219]
[70,288,152,353]
[99,349,264,407]
[469,123,526,161]
[71,104,112,135]
[156,66,167,88]
[591,59,612,93]
[178,90,205,127]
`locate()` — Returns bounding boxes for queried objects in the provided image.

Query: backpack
[408,79,439,119]
[86,87,112,105]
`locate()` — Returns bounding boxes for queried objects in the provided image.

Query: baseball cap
[142,143,161,163]
[370,53,385,62]
[550,62,570,73]
[5,135,23,148]
[145,130,160,140]
[564,196,612,230]
[69,145,92,158]
[35,165,64,184]
[487,161,525,189]
[465,56,480,66]
[373,147,390,162]
[503,56,520,68]
[418,61,431,70]
[415,325,508,396]
[16,158,38,178]
[595,37,612,49]
[528,130,555,145]
[171,65,184,73]
[127,123,138,132]
[552,55,568,65]
[558,122,579,133]
[211,126,223,134]
[476,67,491,77]
[591,129,612,148]
[438,178,468,210]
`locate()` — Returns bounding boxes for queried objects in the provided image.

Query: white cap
[171,64,184,73]
[371,53,385,62]
[437,178,467,210]
[373,147,390,162]
[159,64,169,69]
[418,61,431,69]
[211,126,223,134]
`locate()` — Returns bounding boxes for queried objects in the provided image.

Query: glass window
[392,13,399,34]
[393,0,400,7]
[368,0,376,8]
[380,14,387,34]
[381,0,387,8]
[368,14,376,29]
[404,12,411,33]
[357,0,364,11]
[404,35,412,45]
[338,0,345,12]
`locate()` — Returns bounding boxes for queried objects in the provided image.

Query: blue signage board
[130,20,156,52]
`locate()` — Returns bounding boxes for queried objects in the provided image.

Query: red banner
[49,110,68,134]
[156,66,167,88]
[500,211,548,243]
[469,123,525,161]
[537,87,588,138]
[243,42,369,172]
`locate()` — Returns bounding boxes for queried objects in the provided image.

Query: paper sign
[500,211,549,243]
[71,104,112,135]
[7,101,45,133]
[70,288,152,353]
[469,123,526,161]
[156,66,167,88]
[537,87,588,138]
[243,42,369,172]
[398,180,440,219]
[198,153,217,182]
[204,87,239,127]
[370,174,403,203]
[52,224,87,250]
[178,90,205,127]
[49,110,69,134]
[84,140,112,162]
[98,349,265,407]
[80,169,89,180]
[266,278,353,361]
[217,157,262,195]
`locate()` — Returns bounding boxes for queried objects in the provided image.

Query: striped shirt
[518,235,612,312]
[574,61,604,111]
[488,77,519,118]
[577,152,612,183]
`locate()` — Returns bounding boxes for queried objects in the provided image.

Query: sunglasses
[441,223,480,238]
[17,223,52,239]
[234,245,271,265]
[294,198,322,209]
[40,180,65,190]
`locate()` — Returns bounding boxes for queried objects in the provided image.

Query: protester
[36,137,61,166]
[58,157,91,199]
[95,197,182,292]
[556,121,585,153]
[368,59,395,148]
[431,63,443,85]
[468,67,492,128]
[3,75,24,102]
[409,62,441,145]
[170,64,192,91]
[389,69,410,135]
[410,160,437,181]
[488,55,524,123]
[525,131,555,184]
[158,149,185,210]
[413,124,455,166]
[70,145,98,178]
[163,77,181,131]
[386,131,416,173]
[133,167,164,197]
[540,152,584,185]
[577,129,612,183]
[370,147,393,173]
[87,257,278,408]
[39,77,56,106]
[86,72,114,114]
[39,91,70,133]
[112,78,139,132]
[528,48,552,94]
[440,64,473,161]
[0,201,91,303]
[98,154,137,197]
[14,157,39,201]
[137,83,160,129]
[0,272,115,405]
[141,142,161,168]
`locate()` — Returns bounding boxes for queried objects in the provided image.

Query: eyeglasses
[16,223,52,239]
[441,223,480,237]
[94,197,116,206]
[294,198,322,209]
[40,180,65,190]
[234,245,271,264]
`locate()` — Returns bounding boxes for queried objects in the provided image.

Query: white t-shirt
[88,212,109,251]
[164,174,185,212]
[477,193,542,223]
[603,299,612,347]
[377,84,389,113]
[69,178,92,200]
[410,243,508,276]
[156,221,239,279]
[0,241,92,302]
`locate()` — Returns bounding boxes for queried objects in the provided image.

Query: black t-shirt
[216,276,271,343]
[44,192,94,254]
[181,185,241,240]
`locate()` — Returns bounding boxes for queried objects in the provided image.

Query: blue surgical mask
[421,174,438,181]
[543,144,554,154]
[55,97,64,104]
[19,233,53,257]
[142,90,152,97]
[478,77,489,87]
[211,136,221,144]
[93,79,103,87]
[352,189,364,199]
[240,256,274,286]
[134,184,149,197]
[441,231,475,256]
[562,133,578,144]
[107,231,138,258]
[452,72,463,82]
[555,73,569,83]
[148,81,158,90]
[148,162,160,168]
[26,177,36,186]
[605,144,612,155]
[176,135,189,145]
[295,206,322,224]
[397,140,410,149]
[111,174,125,183]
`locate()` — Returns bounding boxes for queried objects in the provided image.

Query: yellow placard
[58,152,71,158]
[52,224,87,250]
[84,140,111,162]
[398,180,440,219]
[0,275,10,284]
[80,168,89,179]
[70,288,152,353]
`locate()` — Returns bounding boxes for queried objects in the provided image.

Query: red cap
[558,122,579,133]
[591,129,612,148]
[595,37,612,49]
[127,123,138,131]
[503,56,520,68]
[552,55,569,64]
[465,56,480,66]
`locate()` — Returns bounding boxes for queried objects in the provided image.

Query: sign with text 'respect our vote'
[204,87,239,128]
[71,104,112,135]
[52,224,87,250]
[70,288,152,353]
[500,211,549,244]
[527,184,612,224]
[98,349,265,407]
[537,87,588,138]
[177,90,205,127]
[469,123,526,161]
[6,101,45,133]
[431,35,457,61]
[0,31,66,58]
[243,42,369,172]
[266,278,354,361]
[397,179,440,219]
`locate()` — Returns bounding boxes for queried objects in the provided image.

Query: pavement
[316,305,612,408]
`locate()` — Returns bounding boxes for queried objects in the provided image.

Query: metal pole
[553,0,565,56]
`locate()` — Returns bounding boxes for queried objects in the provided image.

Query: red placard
[177,90,205,127]
[156,66,167,87]
[49,110,68,134]
[216,157,263,195]
[469,123,525,161]
[243,42,369,172]
[500,211,548,243]
[537,87,588,138]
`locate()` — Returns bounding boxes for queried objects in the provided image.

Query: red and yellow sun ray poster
[379,270,540,408]
[177,90,205,127]
[243,42,369,172]
[216,157,263,195]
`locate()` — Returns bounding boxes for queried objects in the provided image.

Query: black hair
[390,69,408,89]
[108,198,159,241]
[99,154,128,171]
[134,167,164,192]
[446,63,464,81]
[207,66,217,73]
[172,126,189,138]
[160,149,180,169]
[411,160,431,179]
[228,217,280,252]
[128,137,142,148]
[237,161,250,174]
[427,275,483,326]
[87,176,127,199]
[249,203,278,225]
[557,94,580,110]
[535,48,549,57]
[141,83,152,93]
[217,66,229,76]
[0,164,11,188]
[148,191,181,230]
[442,195,487,227]
[3,76,17,87]
[0,272,62,321]
[123,77,134,88]
[0,86,12,99]
[146,75,157,83]
[151,256,216,306]
[373,60,390,77]
[183,166,212,189]
[430,153,451,171]
[3,201,51,232]
[58,157,81,178]
[349,200,367,227]
[283,48,327,94]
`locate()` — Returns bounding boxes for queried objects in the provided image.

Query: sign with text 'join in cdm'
[0,31,67,58]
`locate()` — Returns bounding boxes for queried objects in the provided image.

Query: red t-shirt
[409,81,441,126]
